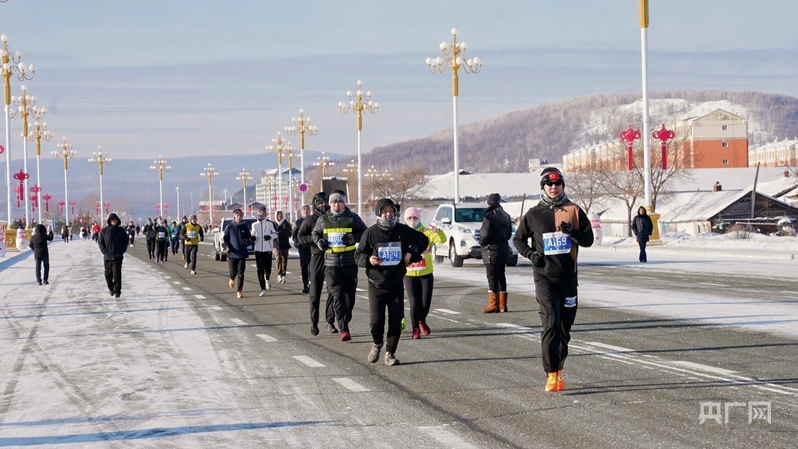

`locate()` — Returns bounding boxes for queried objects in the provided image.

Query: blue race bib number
[542,231,571,255]
[328,232,345,248]
[376,242,402,266]
[187,231,197,238]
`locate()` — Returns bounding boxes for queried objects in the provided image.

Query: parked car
[430,202,518,267]
[213,216,257,261]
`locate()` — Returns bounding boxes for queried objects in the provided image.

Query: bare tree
[568,165,606,215]
[644,127,696,209]
[372,164,430,207]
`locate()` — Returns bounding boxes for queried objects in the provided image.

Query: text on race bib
[542,231,572,255]
[327,232,346,248]
[187,231,197,238]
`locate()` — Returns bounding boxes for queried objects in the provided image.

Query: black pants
[534,274,578,374]
[368,284,404,354]
[155,240,168,262]
[298,245,311,288]
[485,263,507,292]
[254,251,273,290]
[638,239,648,262]
[185,245,199,271]
[146,238,155,258]
[325,264,358,333]
[228,257,246,291]
[309,252,334,327]
[128,234,135,246]
[35,256,50,283]
[404,274,433,329]
[171,238,180,254]
[104,258,123,294]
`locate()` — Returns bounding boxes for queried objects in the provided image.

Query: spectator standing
[631,206,654,263]
[480,193,513,313]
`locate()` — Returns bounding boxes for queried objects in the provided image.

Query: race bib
[187,231,197,238]
[376,242,402,266]
[157,231,166,239]
[327,231,346,248]
[542,231,571,255]
[407,257,427,271]
[564,296,577,308]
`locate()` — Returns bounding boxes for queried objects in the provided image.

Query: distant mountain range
[3,91,796,222]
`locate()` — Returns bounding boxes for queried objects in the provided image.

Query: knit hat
[540,167,565,189]
[374,198,398,216]
[329,190,347,204]
[404,207,421,220]
[486,193,501,208]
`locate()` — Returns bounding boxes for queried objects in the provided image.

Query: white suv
[430,202,518,267]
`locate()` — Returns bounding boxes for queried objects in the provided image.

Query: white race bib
[187,231,197,238]
[376,242,402,266]
[327,231,346,248]
[542,231,571,255]
[407,257,427,271]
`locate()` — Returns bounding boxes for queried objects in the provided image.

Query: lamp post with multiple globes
[339,80,379,217]
[267,132,290,219]
[149,155,170,219]
[426,28,483,204]
[200,163,219,225]
[236,169,252,215]
[88,147,112,223]
[11,84,45,226]
[1,33,35,225]
[285,108,318,202]
[27,107,51,224]
[51,137,77,227]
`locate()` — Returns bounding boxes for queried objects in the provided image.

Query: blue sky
[1,0,796,164]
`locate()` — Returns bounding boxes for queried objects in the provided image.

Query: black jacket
[479,205,513,265]
[222,219,252,259]
[276,218,292,250]
[29,224,54,259]
[298,211,324,256]
[311,207,367,267]
[632,214,653,242]
[355,222,428,290]
[98,213,130,260]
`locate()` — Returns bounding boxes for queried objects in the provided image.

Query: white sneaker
[259,290,267,297]
[184,262,188,269]
[265,280,271,290]
[191,270,196,275]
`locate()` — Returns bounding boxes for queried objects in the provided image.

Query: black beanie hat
[486,193,501,208]
[540,167,565,189]
[374,198,398,216]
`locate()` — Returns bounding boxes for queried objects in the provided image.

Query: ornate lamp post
[42,193,51,213]
[236,168,252,215]
[1,34,35,225]
[149,155,170,219]
[175,186,180,220]
[366,165,379,201]
[51,137,77,227]
[285,108,318,200]
[88,146,112,223]
[619,125,641,171]
[200,163,219,224]
[11,85,45,226]
[267,132,289,218]
[314,151,335,176]
[27,111,51,224]
[339,80,379,217]
[426,28,483,204]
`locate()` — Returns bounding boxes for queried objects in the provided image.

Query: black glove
[531,251,545,268]
[341,233,355,246]
[263,235,272,241]
[317,239,329,251]
[560,221,578,238]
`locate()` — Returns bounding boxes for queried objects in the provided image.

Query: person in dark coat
[30,224,54,285]
[298,192,336,336]
[98,213,130,298]
[142,218,156,259]
[355,198,428,366]
[293,205,312,294]
[631,206,654,263]
[223,209,252,298]
[274,210,292,283]
[479,193,513,313]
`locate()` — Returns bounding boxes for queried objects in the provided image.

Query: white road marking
[435,308,461,315]
[210,306,223,311]
[293,355,325,368]
[256,334,277,342]
[584,342,635,353]
[230,318,247,326]
[671,360,737,375]
[333,378,369,392]
[418,426,479,449]
[172,281,181,285]
[194,294,206,299]
[182,287,192,291]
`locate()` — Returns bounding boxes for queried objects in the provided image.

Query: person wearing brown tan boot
[479,193,512,313]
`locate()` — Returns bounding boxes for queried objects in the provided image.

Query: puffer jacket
[98,213,130,260]
[29,224,54,259]
[311,208,367,267]
[479,205,512,265]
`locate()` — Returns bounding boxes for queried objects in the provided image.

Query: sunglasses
[544,180,564,187]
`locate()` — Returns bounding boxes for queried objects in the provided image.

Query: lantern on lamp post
[619,125,641,171]
[652,124,675,170]
[43,193,51,212]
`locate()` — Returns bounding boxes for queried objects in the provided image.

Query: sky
[0,0,796,168]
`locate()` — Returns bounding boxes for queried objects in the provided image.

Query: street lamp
[285,108,318,201]
[175,186,180,220]
[1,34,35,225]
[200,163,218,224]
[267,132,290,218]
[149,155,170,219]
[236,168,252,215]
[339,80,379,217]
[51,137,77,227]
[11,85,45,226]
[88,146,112,223]
[27,109,51,224]
[426,28,483,204]
[366,165,379,200]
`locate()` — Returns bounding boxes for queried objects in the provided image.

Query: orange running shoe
[545,372,561,392]
[556,370,565,391]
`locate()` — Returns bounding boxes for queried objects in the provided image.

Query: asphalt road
[115,240,798,448]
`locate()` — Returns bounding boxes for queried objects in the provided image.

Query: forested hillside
[362,91,798,175]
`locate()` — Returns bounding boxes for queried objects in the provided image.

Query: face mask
[377,216,397,230]
[405,217,419,227]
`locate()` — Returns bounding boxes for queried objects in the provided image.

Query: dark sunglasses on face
[544,180,564,187]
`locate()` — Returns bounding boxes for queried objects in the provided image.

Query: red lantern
[95,201,101,216]
[619,125,641,171]
[652,123,675,170]
[69,200,76,215]
[43,194,52,212]
[58,200,65,215]
[104,201,110,214]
